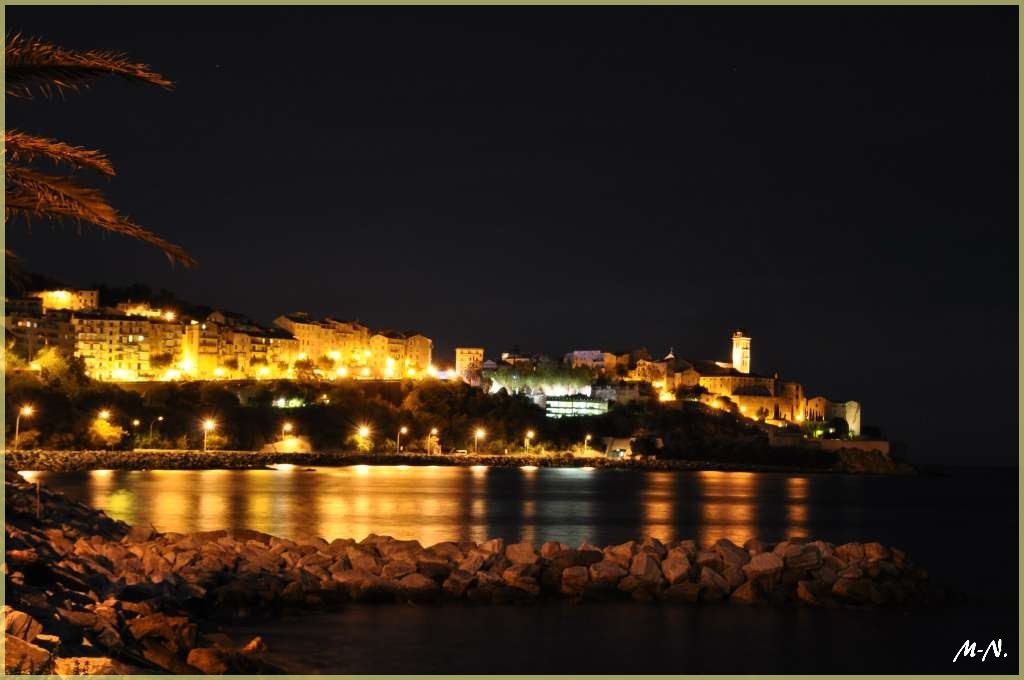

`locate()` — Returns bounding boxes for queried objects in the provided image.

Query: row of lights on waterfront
[12,403,595,454]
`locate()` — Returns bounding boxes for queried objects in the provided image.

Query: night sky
[5,7,1017,465]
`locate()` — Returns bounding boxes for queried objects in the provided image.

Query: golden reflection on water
[641,472,677,543]
[26,465,817,548]
[694,471,759,546]
[786,476,810,538]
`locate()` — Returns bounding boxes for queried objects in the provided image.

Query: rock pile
[6,447,913,474]
[5,470,943,675]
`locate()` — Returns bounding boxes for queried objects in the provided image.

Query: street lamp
[149,416,164,441]
[474,428,486,454]
[358,425,371,438]
[525,429,535,452]
[282,421,293,440]
[202,419,216,451]
[132,419,141,427]
[98,409,111,421]
[14,405,34,450]
[584,434,592,451]
[397,426,408,453]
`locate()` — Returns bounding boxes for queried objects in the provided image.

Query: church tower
[732,329,751,374]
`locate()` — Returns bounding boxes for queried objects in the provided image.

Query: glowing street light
[97,409,111,421]
[132,419,141,427]
[149,415,164,441]
[584,433,592,451]
[14,405,34,450]
[525,429,535,452]
[397,425,408,453]
[202,419,216,451]
[282,422,294,440]
[474,428,486,454]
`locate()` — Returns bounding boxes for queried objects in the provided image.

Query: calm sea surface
[25,465,1019,674]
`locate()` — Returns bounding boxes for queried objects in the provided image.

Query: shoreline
[4,469,948,674]
[6,448,914,475]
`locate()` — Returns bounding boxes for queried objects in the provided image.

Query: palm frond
[5,130,115,176]
[5,164,197,267]
[5,33,174,99]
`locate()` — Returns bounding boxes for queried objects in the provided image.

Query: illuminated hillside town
[5,289,859,435]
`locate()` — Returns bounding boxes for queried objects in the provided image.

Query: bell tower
[732,329,751,374]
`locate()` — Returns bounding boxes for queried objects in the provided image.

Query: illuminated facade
[731,329,751,374]
[544,396,610,418]
[29,289,99,312]
[807,396,861,436]
[455,347,485,385]
[71,311,184,381]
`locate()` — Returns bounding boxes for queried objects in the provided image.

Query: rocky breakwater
[5,471,951,675]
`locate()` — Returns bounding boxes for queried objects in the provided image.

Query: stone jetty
[5,469,943,675]
[8,446,914,474]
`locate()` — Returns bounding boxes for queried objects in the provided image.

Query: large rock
[560,566,589,595]
[456,551,488,575]
[127,613,197,653]
[377,539,423,560]
[479,538,504,554]
[604,541,637,568]
[629,552,664,585]
[441,570,474,598]
[427,542,465,562]
[699,566,730,601]
[695,549,723,572]
[415,553,452,580]
[187,647,232,674]
[784,545,822,571]
[380,559,416,580]
[743,552,784,590]
[502,564,540,596]
[4,634,51,674]
[713,538,750,569]
[588,560,628,587]
[660,554,691,585]
[864,542,891,561]
[52,657,142,675]
[4,607,43,642]
[834,542,865,564]
[505,542,538,565]
[345,546,382,575]
[743,538,769,555]
[729,580,760,605]
[398,573,440,601]
[539,541,565,560]
[640,537,667,558]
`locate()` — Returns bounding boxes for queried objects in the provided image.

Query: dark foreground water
[25,465,1019,674]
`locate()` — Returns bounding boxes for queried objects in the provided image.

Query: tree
[5,33,195,268]
[88,418,125,449]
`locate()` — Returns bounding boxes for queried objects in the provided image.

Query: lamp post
[132,419,141,428]
[525,429,535,453]
[282,422,293,440]
[149,416,164,441]
[202,419,216,452]
[584,433,592,452]
[474,428,485,454]
[14,405,34,450]
[397,426,408,453]
[98,409,111,421]
[429,427,439,455]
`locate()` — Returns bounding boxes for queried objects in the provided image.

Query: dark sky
[6,7,1017,465]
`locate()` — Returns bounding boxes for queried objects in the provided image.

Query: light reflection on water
[24,466,826,547]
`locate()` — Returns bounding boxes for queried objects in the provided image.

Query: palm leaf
[5,164,197,267]
[5,131,115,176]
[5,33,173,99]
